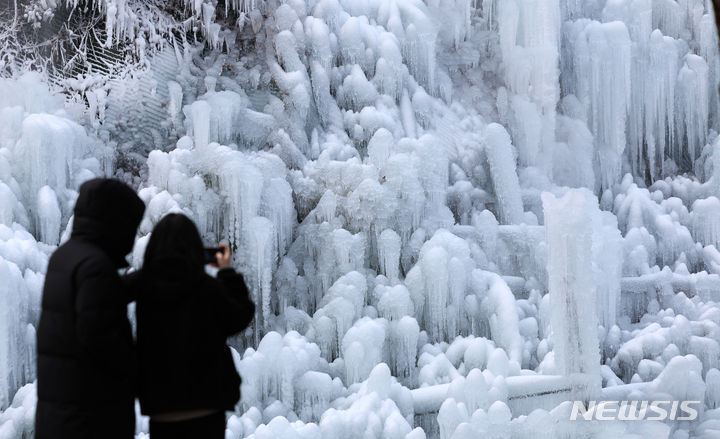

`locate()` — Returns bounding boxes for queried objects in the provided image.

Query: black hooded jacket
[131,214,255,416]
[36,179,145,439]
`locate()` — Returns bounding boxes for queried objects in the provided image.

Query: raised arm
[214,268,256,335]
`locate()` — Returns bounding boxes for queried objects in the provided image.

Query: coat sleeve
[214,268,256,336]
[121,270,142,303]
[74,256,134,377]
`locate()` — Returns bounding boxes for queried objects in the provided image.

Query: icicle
[247,217,275,342]
[567,20,632,190]
[421,246,449,342]
[484,123,524,225]
[377,229,401,282]
[342,318,387,384]
[676,54,709,166]
[592,210,623,330]
[388,316,419,384]
[0,259,29,410]
[691,197,720,249]
[35,186,61,246]
[260,178,296,261]
[497,0,561,173]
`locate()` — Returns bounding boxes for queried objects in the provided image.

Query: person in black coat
[36,178,146,439]
[131,213,255,439]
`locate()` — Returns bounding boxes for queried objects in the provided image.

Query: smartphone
[203,247,223,264]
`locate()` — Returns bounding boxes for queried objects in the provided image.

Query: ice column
[378,229,402,282]
[542,189,601,381]
[15,114,79,215]
[698,11,720,130]
[691,197,720,249]
[0,259,29,409]
[566,20,632,190]
[247,217,276,343]
[388,316,420,385]
[421,246,450,342]
[497,0,561,173]
[484,124,524,225]
[592,210,623,330]
[676,54,709,165]
[36,186,61,246]
[406,230,473,342]
[342,318,387,385]
[626,28,679,182]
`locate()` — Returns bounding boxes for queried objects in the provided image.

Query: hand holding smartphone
[203,248,222,264]
[205,244,231,268]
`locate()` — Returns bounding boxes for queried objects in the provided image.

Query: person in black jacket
[36,178,146,439]
[132,213,255,439]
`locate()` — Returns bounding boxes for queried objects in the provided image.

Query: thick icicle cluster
[497,0,561,174]
[0,74,109,417]
[559,0,719,186]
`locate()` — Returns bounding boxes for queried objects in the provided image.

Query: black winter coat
[132,267,255,416]
[36,179,145,439]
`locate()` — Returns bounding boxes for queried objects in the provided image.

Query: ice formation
[3,0,720,438]
[542,189,601,381]
[0,74,109,414]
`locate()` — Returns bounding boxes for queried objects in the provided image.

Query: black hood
[141,213,205,293]
[72,178,146,268]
